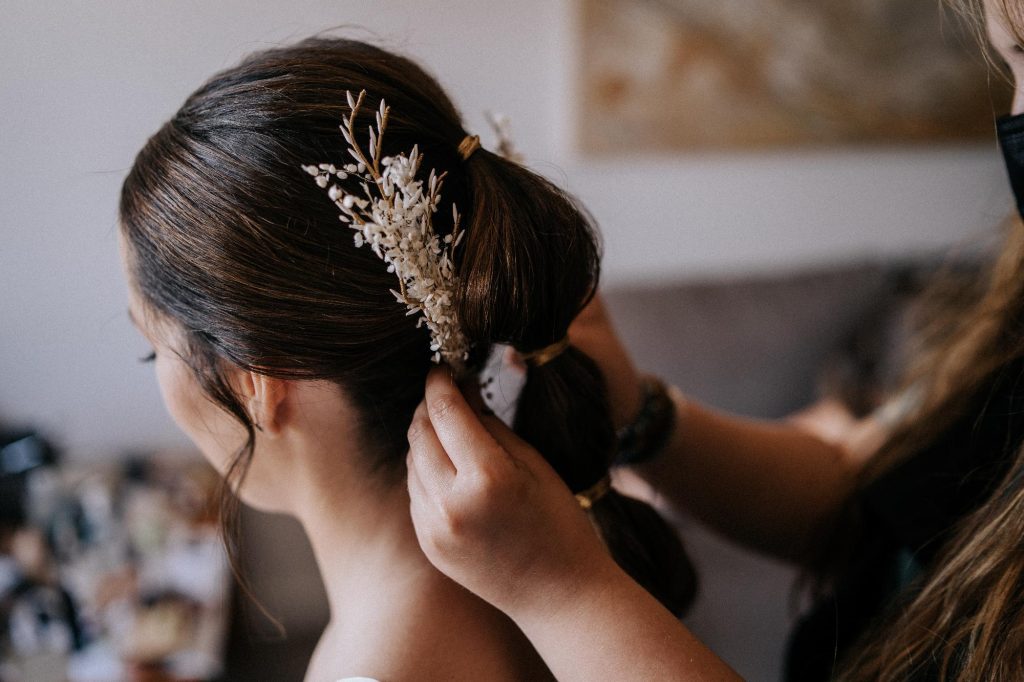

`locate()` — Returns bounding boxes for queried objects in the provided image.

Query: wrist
[505,551,627,633]
[614,375,679,467]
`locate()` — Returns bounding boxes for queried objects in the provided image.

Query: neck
[285,438,552,681]
[293,460,436,626]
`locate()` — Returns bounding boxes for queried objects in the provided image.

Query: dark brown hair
[119,37,695,617]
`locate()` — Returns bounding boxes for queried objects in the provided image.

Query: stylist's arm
[406,368,740,681]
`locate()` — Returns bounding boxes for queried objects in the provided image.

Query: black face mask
[997,112,1024,219]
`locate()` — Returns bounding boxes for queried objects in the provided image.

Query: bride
[118,37,704,680]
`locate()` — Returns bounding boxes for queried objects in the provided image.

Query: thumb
[424,367,510,472]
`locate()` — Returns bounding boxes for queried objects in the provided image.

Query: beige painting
[579,0,1009,152]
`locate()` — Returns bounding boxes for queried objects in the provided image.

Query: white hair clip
[303,90,471,371]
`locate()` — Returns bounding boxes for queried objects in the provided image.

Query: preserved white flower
[303,89,470,371]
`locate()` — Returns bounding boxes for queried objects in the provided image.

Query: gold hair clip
[458,134,481,161]
[519,337,570,368]
[575,474,612,510]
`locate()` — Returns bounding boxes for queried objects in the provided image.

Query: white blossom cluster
[302,90,470,370]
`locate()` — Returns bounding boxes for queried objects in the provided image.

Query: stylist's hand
[568,294,642,429]
[408,369,742,682]
[406,368,614,615]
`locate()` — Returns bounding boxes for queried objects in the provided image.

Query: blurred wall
[0,0,1011,456]
[0,3,1012,680]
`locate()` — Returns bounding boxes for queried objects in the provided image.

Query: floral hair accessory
[484,111,524,164]
[302,89,471,371]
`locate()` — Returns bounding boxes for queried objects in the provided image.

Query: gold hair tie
[458,134,481,161]
[519,337,570,367]
[575,474,612,510]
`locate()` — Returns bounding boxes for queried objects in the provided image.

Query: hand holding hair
[406,366,611,616]
[406,368,741,680]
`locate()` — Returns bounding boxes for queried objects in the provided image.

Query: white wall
[0,0,1011,460]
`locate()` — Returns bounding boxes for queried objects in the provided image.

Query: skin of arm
[405,299,875,677]
[621,396,862,562]
[571,296,868,563]
[406,369,742,681]
[508,554,742,681]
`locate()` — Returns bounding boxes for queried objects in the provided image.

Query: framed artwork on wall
[578,0,1010,153]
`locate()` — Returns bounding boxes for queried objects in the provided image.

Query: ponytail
[455,146,697,616]
[119,34,695,626]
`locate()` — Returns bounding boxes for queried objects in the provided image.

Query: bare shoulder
[304,585,554,682]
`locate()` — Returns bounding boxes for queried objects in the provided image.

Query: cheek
[1012,70,1024,115]
[985,5,1024,113]
[155,354,246,476]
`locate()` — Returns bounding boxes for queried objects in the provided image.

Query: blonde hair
[829,5,1024,678]
[950,0,1024,53]
[834,217,1024,680]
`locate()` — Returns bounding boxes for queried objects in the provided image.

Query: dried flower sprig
[302,89,470,369]
[485,111,524,164]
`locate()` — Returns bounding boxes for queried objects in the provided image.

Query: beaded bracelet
[613,375,678,467]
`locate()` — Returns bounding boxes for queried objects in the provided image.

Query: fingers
[413,366,570,500]
[423,367,506,471]
[476,412,570,492]
[406,448,430,516]
[476,411,527,459]
[502,345,527,374]
[406,442,451,566]
[569,292,609,336]
[406,399,456,495]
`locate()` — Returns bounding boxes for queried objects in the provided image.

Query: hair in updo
[119,37,696,615]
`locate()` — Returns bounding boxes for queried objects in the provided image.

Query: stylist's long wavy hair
[832,2,1024,679]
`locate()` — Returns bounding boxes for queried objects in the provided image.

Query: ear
[235,370,290,437]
